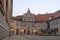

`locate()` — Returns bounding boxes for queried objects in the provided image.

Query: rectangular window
[17,22,18,26]
[54,20,55,25]
[23,18,26,21]
[28,19,30,21]
[32,24,34,27]
[58,18,60,24]
[56,19,58,24]
[51,21,54,25]
[24,23,26,27]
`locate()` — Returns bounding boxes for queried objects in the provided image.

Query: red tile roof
[35,14,51,22]
[54,10,60,18]
[35,10,60,22]
[12,16,22,21]
[12,10,60,22]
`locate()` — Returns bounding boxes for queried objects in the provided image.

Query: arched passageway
[27,30,30,34]
[16,28,19,35]
[32,29,38,35]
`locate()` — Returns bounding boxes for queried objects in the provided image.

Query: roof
[35,10,60,22]
[54,10,60,18]
[12,10,60,22]
[12,16,22,21]
[35,13,54,22]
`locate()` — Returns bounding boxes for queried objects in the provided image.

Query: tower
[27,8,31,13]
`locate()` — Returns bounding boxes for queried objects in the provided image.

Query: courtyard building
[12,9,60,35]
[49,17,60,35]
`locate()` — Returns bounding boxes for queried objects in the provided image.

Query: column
[14,28,16,35]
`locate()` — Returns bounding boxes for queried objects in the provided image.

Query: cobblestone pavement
[8,35,60,40]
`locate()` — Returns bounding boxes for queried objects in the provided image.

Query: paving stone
[8,35,60,40]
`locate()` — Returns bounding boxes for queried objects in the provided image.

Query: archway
[16,28,19,35]
[20,29,26,34]
[24,30,26,33]
[32,29,38,35]
[27,30,30,34]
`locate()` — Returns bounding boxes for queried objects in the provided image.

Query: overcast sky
[13,0,60,16]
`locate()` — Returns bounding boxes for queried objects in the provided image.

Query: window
[32,19,33,22]
[27,24,30,28]
[54,28,58,32]
[20,19,22,21]
[58,18,60,24]
[24,19,26,21]
[50,20,54,25]
[24,24,26,27]
[32,24,34,27]
[56,19,58,24]
[28,19,30,21]
[57,19,58,24]
[17,22,18,26]
[54,20,55,25]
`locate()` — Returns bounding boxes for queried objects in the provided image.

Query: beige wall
[13,9,60,35]
[13,12,48,35]
[35,22,47,30]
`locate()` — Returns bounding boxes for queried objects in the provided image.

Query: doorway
[27,30,30,34]
[16,28,19,35]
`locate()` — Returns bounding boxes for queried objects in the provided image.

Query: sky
[13,0,60,16]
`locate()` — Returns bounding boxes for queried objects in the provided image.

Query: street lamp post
[46,21,51,35]
[47,21,50,29]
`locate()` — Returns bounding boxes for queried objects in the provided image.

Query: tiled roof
[12,10,60,22]
[54,10,60,18]
[35,13,54,22]
[35,10,60,22]
[12,16,22,21]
